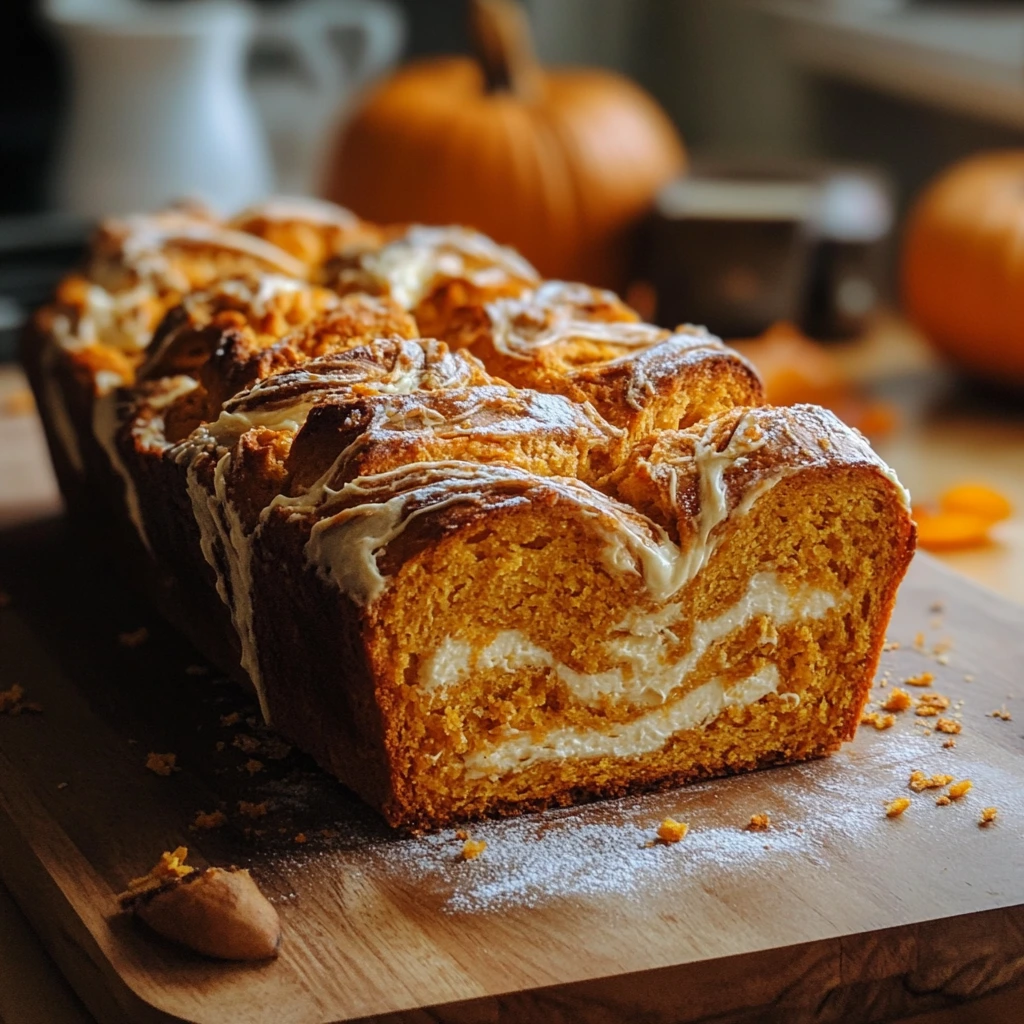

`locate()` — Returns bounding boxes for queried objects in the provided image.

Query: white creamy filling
[419,572,837,708]
[464,663,784,780]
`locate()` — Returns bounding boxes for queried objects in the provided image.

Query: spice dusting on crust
[145,752,177,776]
[656,817,689,843]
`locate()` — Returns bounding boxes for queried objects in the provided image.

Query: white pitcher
[44,0,404,217]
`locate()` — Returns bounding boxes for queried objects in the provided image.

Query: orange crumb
[461,838,487,860]
[0,684,41,715]
[145,752,177,776]
[947,779,973,800]
[942,738,957,749]
[915,705,939,718]
[936,718,961,735]
[192,810,226,830]
[909,771,954,793]
[219,712,241,727]
[905,672,934,687]
[117,627,149,648]
[656,817,689,843]
[940,483,1012,523]
[885,798,911,818]
[990,707,1013,722]
[917,693,950,711]
[232,733,261,754]
[914,632,925,650]
[454,829,470,841]
[293,833,308,844]
[746,814,771,832]
[127,846,193,892]
[979,807,998,827]
[861,711,896,730]
[936,795,951,806]
[882,688,913,712]
[238,801,268,819]
[242,759,264,775]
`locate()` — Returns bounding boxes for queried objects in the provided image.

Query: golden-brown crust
[23,201,917,832]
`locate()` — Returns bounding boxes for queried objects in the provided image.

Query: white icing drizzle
[465,664,784,780]
[419,571,839,709]
[231,196,361,229]
[359,226,539,310]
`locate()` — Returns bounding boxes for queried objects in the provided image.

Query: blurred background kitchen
[1,0,1022,598]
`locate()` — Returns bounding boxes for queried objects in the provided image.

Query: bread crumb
[185,664,209,676]
[232,733,261,754]
[454,829,470,841]
[933,638,952,654]
[905,671,934,687]
[145,752,177,776]
[928,602,945,614]
[917,693,950,711]
[118,627,149,648]
[126,846,194,893]
[935,718,961,735]
[914,705,939,717]
[936,795,951,806]
[192,810,227,830]
[293,833,308,844]
[979,807,998,827]
[885,797,911,818]
[656,817,689,843]
[914,632,925,650]
[746,813,770,832]
[964,674,974,683]
[861,711,896,730]
[942,738,957,749]
[909,771,954,793]
[461,838,487,860]
[882,640,900,652]
[936,654,950,666]
[238,801,268,819]
[0,684,42,715]
[990,707,1013,721]
[242,759,264,776]
[219,712,241,727]
[948,779,973,800]
[57,782,68,790]
[882,688,912,712]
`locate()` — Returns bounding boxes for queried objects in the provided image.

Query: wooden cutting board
[1,518,1023,1024]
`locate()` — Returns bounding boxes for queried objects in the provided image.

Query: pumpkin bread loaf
[23,200,916,829]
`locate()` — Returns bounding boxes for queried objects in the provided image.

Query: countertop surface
[0,315,1022,1024]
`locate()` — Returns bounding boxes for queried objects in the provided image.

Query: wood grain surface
[0,517,1023,1024]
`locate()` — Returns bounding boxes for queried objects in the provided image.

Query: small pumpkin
[903,152,1024,385]
[323,0,684,290]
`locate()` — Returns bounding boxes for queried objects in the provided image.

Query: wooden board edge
[0,781,189,1024]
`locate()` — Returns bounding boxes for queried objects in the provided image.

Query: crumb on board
[917,693,950,711]
[145,752,177,776]
[192,810,227,830]
[184,664,208,676]
[914,705,939,717]
[948,779,973,801]
[933,638,952,654]
[909,771,954,793]
[746,813,771,832]
[454,828,470,841]
[461,838,487,860]
[964,674,974,683]
[942,738,957,749]
[219,712,241,727]
[914,632,925,650]
[57,782,68,790]
[656,817,689,843]
[0,684,42,715]
[293,833,308,845]
[232,733,261,754]
[936,718,961,735]
[882,640,900,652]
[936,795,951,806]
[238,801,268,819]
[885,798,911,818]
[242,759,264,775]
[990,707,1013,721]
[882,688,913,712]
[979,807,998,828]
[905,671,934,687]
[928,602,945,614]
[117,627,149,648]
[861,711,896,730]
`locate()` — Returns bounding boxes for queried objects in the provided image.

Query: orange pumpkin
[903,152,1024,385]
[323,0,684,289]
